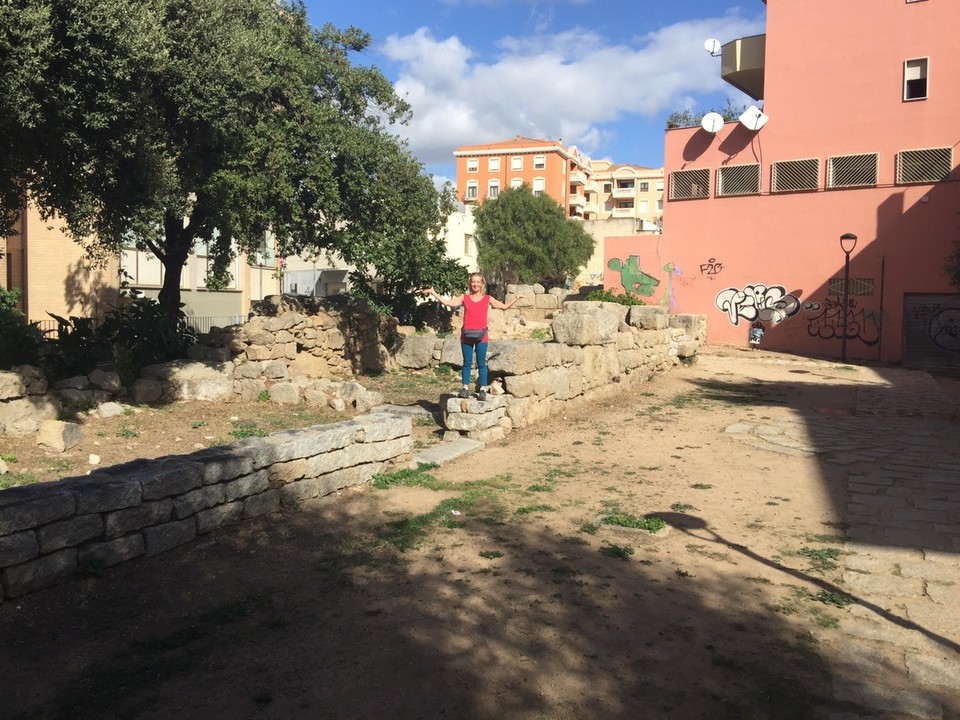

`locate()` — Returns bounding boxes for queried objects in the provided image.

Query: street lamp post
[839,232,858,363]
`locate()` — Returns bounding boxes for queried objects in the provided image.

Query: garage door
[903,294,960,368]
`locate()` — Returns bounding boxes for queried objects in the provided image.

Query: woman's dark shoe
[477,389,487,402]
[458,388,470,399]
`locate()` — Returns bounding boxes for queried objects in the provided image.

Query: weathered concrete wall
[0,413,413,600]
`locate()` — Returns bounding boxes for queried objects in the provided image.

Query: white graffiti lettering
[715,284,802,326]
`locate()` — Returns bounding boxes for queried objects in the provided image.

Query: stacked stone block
[0,413,413,600]
[426,302,706,440]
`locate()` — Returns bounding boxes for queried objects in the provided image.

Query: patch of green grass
[675,568,692,577]
[600,513,666,533]
[670,502,697,512]
[0,471,40,490]
[808,533,847,544]
[514,503,556,515]
[599,543,634,560]
[414,415,437,427]
[798,546,842,573]
[123,407,136,416]
[479,550,503,559]
[529,327,551,341]
[812,590,855,608]
[46,458,76,474]
[229,420,267,439]
[116,423,140,438]
[537,451,561,457]
[257,390,270,402]
[691,483,713,490]
[0,453,17,463]
[372,463,442,490]
[526,483,553,492]
[580,522,599,535]
[190,420,207,429]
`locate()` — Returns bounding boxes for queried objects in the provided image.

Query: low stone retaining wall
[0,413,413,601]
[396,303,706,441]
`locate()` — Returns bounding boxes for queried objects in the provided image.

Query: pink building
[606,0,960,367]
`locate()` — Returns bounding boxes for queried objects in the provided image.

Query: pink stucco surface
[610,0,960,364]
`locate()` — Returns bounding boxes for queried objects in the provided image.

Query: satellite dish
[701,112,724,133]
[738,105,769,131]
[704,38,721,57]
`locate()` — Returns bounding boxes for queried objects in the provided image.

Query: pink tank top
[462,294,490,342]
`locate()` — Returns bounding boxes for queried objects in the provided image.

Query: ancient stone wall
[0,413,412,600]
[394,303,707,442]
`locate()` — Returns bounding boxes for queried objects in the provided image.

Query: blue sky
[304,0,766,183]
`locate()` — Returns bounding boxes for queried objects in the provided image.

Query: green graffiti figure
[607,255,661,297]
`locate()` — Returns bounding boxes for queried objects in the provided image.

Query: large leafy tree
[0,0,456,318]
[473,186,595,290]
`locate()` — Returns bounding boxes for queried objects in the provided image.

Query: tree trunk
[157,213,192,319]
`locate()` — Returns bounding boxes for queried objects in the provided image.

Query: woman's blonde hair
[468,272,486,288]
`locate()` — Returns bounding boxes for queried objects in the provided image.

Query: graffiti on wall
[699,258,724,280]
[607,256,661,297]
[715,284,802,325]
[806,297,881,346]
[929,308,960,352]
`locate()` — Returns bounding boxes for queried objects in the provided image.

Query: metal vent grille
[828,277,875,296]
[827,153,878,189]
[669,169,710,200]
[771,159,819,193]
[716,164,761,197]
[897,147,952,184]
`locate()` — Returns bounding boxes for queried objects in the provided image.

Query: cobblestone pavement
[726,361,960,719]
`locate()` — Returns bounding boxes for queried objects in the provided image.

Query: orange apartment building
[453,136,663,228]
[604,0,960,368]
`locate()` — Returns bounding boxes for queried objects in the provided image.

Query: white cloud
[381,12,764,167]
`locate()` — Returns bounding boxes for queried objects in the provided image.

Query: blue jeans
[461,341,488,388]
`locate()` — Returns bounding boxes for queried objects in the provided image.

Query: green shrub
[95,299,197,385]
[42,313,111,380]
[584,288,645,306]
[0,289,46,370]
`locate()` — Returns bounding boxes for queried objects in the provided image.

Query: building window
[828,277,875,296]
[639,182,650,192]
[533,155,546,169]
[897,147,952,184]
[511,177,523,189]
[464,234,475,256]
[827,153,879,189]
[772,158,820,193]
[488,181,500,199]
[656,181,664,192]
[669,169,710,200]
[717,164,761,197]
[656,199,663,211]
[532,177,545,196]
[465,181,479,200]
[488,157,500,171]
[638,200,649,212]
[466,158,478,172]
[511,156,523,171]
[616,180,635,190]
[904,58,928,100]
[617,201,634,209]
[603,183,612,193]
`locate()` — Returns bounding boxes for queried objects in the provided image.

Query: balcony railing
[569,194,586,208]
[721,34,765,101]
[612,206,637,218]
[569,170,587,185]
[612,187,635,199]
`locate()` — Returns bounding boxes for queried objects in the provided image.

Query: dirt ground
[0,348,956,720]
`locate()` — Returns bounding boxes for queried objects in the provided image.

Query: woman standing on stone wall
[422,273,524,402]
